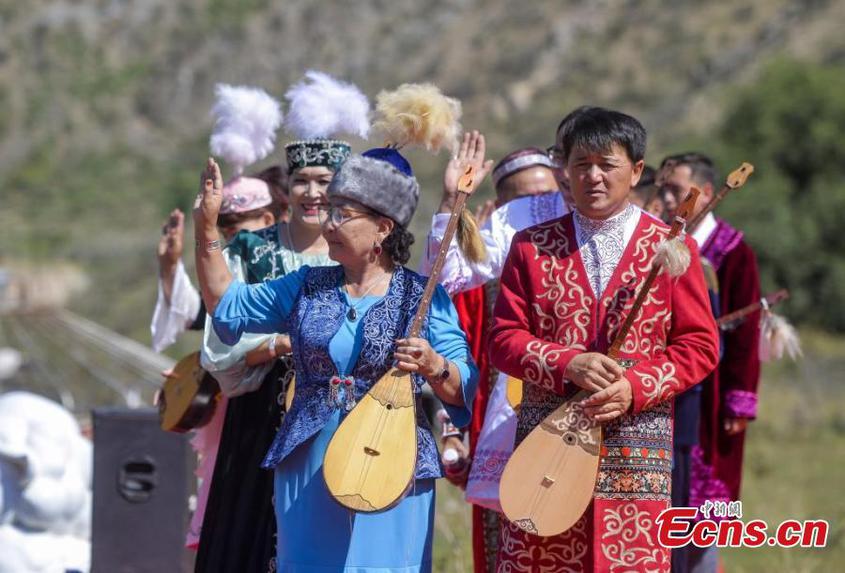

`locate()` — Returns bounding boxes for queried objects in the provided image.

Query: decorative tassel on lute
[759,311,802,361]
[456,209,487,263]
[652,236,691,278]
[372,83,486,262]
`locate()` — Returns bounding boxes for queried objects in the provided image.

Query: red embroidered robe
[691,218,761,508]
[489,212,719,572]
[454,284,502,573]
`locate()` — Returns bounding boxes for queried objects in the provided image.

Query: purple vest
[701,218,744,271]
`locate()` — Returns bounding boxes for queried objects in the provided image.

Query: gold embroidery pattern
[528,222,592,350]
[632,362,678,410]
[520,340,567,393]
[540,399,601,455]
[529,220,573,259]
[630,222,667,273]
[605,221,670,353]
[512,221,593,395]
[600,502,668,572]
[498,515,589,572]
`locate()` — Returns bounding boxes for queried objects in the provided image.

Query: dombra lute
[499,188,700,537]
[686,162,754,233]
[717,289,788,332]
[323,166,477,513]
[158,351,220,433]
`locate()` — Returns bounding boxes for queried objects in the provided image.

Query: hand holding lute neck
[394,336,464,407]
[563,352,623,393]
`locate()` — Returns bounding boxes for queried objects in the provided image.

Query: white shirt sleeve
[200,250,277,397]
[419,192,569,295]
[150,260,201,353]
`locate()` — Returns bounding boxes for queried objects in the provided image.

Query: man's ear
[701,181,715,202]
[630,160,645,188]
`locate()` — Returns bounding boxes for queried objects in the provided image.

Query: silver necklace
[343,273,391,321]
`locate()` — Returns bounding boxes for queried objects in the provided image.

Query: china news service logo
[656,502,828,549]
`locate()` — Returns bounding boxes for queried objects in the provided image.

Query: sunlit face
[660,164,713,219]
[288,166,333,227]
[320,198,393,267]
[496,166,559,207]
[218,211,276,242]
[566,143,643,219]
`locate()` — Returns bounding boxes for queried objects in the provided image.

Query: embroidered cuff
[627,362,679,415]
[723,389,758,419]
[519,342,580,395]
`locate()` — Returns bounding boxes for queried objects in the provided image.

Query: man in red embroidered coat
[489,107,720,572]
[452,148,561,573]
[661,152,762,572]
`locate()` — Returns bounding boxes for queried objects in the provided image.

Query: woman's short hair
[381,224,415,266]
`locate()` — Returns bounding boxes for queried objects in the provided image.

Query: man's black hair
[555,105,593,141]
[561,106,647,164]
[660,152,718,187]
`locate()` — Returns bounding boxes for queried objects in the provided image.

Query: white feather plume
[654,237,691,278]
[760,313,803,361]
[210,84,283,175]
[284,70,370,141]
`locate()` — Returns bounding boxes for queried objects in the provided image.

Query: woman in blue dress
[193,144,480,572]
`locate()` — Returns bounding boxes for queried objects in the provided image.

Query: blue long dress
[212,266,477,572]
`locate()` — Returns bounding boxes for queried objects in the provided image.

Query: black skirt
[195,358,293,573]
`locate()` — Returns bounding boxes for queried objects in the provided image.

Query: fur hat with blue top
[328,83,463,228]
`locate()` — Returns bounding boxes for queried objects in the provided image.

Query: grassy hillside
[2,0,845,345]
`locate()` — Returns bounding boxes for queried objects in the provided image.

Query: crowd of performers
[149,71,788,572]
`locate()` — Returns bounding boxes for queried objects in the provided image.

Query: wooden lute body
[158,351,220,433]
[499,189,700,537]
[323,166,477,513]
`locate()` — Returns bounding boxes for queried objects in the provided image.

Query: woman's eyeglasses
[318,205,375,227]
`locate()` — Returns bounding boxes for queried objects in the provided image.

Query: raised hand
[157,209,185,270]
[193,157,224,235]
[440,131,494,212]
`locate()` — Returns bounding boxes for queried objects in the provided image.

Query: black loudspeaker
[91,407,195,573]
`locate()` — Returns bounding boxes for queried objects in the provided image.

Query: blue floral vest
[261,265,443,479]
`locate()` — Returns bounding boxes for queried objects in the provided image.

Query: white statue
[0,391,92,573]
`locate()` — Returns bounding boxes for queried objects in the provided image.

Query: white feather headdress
[283,70,370,141]
[210,84,283,175]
